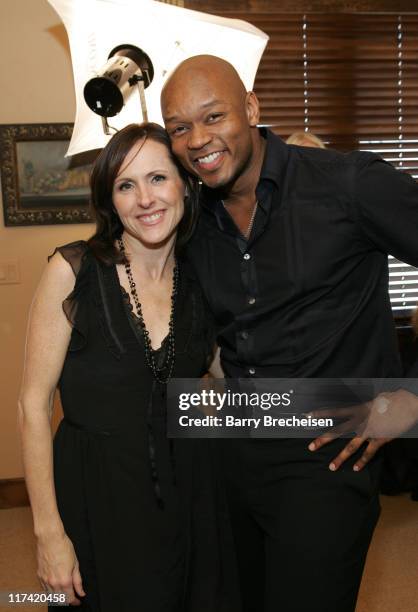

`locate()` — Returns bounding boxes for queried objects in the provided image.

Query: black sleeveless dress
[50,241,233,612]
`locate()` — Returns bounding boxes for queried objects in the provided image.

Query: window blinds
[252,13,418,314]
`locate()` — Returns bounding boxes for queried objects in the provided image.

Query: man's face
[162,74,259,190]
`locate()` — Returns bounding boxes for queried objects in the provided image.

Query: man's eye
[171,126,187,136]
[207,113,223,122]
[151,174,166,184]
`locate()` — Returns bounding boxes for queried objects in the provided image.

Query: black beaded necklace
[117,237,178,384]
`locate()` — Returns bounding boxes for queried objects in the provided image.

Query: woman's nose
[136,186,154,208]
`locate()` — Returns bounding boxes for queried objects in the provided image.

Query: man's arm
[354,155,418,267]
[309,156,418,469]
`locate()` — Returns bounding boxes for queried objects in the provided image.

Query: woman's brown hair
[87,122,199,264]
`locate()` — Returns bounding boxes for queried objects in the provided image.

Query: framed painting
[0,123,97,226]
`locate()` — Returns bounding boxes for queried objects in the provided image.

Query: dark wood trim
[0,478,30,509]
[185,1,418,13]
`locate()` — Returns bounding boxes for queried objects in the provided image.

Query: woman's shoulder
[49,240,90,276]
[47,241,94,352]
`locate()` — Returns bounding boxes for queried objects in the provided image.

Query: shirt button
[243,253,251,260]
[248,297,256,305]
[248,368,256,376]
[241,331,249,340]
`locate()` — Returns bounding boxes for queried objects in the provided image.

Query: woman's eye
[151,174,166,184]
[118,182,133,191]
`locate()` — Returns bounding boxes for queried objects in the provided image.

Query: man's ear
[245,91,260,127]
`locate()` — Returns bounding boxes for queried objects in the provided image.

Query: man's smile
[194,150,226,172]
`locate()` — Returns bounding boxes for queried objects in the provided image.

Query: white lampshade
[47,0,269,156]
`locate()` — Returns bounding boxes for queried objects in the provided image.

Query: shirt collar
[258,127,288,187]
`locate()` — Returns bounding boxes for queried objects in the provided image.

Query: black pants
[219,438,381,612]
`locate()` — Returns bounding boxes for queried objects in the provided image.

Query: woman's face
[112,138,185,247]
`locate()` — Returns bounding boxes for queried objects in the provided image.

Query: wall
[0,0,93,478]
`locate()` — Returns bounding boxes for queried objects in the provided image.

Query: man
[161,55,418,612]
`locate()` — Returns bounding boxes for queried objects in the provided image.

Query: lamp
[47,0,269,156]
[84,45,154,118]
[83,44,154,135]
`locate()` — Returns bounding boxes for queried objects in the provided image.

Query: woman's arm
[18,252,85,605]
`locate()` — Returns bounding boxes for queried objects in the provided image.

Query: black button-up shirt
[186,129,418,378]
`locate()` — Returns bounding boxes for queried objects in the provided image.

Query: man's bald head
[161,55,247,110]
[160,54,262,192]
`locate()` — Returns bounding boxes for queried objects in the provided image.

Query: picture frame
[0,123,96,226]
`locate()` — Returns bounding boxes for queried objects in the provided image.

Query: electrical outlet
[0,260,20,284]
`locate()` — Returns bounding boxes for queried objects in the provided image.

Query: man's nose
[187,125,212,151]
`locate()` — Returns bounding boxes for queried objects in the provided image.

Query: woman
[18,123,225,611]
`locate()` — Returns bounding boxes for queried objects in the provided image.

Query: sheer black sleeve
[49,241,90,352]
